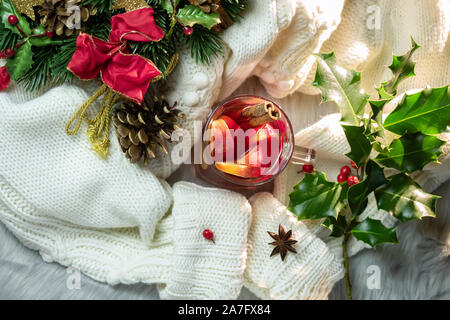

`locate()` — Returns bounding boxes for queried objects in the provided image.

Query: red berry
[183,26,193,36]
[8,15,18,26]
[337,174,347,183]
[0,66,10,91]
[340,165,351,176]
[203,229,214,241]
[4,48,14,58]
[302,163,314,173]
[351,161,358,169]
[45,30,55,38]
[347,176,359,186]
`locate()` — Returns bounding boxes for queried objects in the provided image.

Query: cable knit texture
[0,0,448,300]
[158,182,252,299]
[245,193,344,299]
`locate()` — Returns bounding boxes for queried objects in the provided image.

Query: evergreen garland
[0,0,247,91]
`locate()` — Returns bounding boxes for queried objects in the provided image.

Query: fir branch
[0,21,19,51]
[221,0,247,22]
[17,45,58,91]
[188,25,224,65]
[83,0,115,14]
[50,40,77,85]
[83,11,112,40]
[17,39,76,91]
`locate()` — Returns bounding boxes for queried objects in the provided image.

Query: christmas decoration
[11,0,45,20]
[288,38,450,299]
[267,225,297,261]
[112,0,149,12]
[0,0,248,158]
[113,84,184,164]
[67,8,164,104]
[36,0,94,37]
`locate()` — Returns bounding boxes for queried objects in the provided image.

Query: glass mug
[195,95,315,190]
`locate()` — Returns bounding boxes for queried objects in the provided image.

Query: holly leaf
[348,160,388,216]
[369,98,391,124]
[5,41,33,80]
[176,5,221,29]
[161,0,181,14]
[374,173,438,222]
[342,125,373,166]
[313,52,370,126]
[351,218,398,247]
[383,85,450,136]
[375,132,445,173]
[380,37,420,95]
[29,26,53,47]
[288,171,348,220]
[323,214,347,237]
[0,0,31,36]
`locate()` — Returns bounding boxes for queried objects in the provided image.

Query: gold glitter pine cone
[37,0,95,37]
[113,92,185,165]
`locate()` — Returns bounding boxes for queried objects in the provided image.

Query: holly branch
[288,38,450,299]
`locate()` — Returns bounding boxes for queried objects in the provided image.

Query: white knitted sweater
[0,0,448,299]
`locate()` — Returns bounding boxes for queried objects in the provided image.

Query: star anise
[268,225,298,261]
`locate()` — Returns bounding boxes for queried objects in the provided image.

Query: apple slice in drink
[215,162,261,178]
[209,115,239,162]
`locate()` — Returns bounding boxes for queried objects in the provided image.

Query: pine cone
[188,0,234,31]
[37,0,95,37]
[189,0,220,13]
[113,92,185,164]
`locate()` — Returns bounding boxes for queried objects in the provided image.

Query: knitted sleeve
[244,192,344,300]
[158,182,252,299]
[253,0,344,98]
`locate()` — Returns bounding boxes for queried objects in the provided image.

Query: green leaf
[383,85,450,136]
[374,173,438,222]
[342,125,372,166]
[176,5,221,29]
[29,26,53,47]
[161,0,181,13]
[313,52,369,126]
[323,214,347,237]
[351,218,398,247]
[5,41,33,80]
[381,37,420,95]
[288,171,348,220]
[369,98,391,124]
[375,132,445,173]
[0,0,31,36]
[348,160,388,216]
[376,85,395,100]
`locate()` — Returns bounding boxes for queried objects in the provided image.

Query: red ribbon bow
[67,8,164,104]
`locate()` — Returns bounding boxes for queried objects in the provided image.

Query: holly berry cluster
[337,162,359,186]
[0,14,54,60]
[303,162,360,187]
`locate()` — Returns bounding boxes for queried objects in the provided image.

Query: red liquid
[204,97,290,185]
